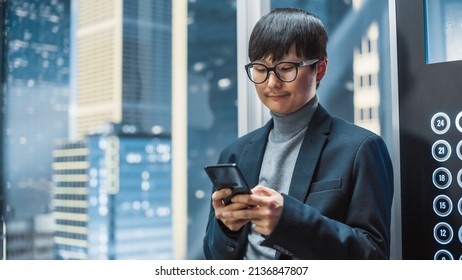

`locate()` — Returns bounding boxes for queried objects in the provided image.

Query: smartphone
[204,163,251,205]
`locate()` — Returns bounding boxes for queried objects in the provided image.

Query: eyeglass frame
[244,58,320,84]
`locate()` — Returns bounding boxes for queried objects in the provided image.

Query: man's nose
[267,71,282,88]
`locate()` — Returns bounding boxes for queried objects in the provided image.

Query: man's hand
[211,188,252,231]
[222,185,284,236]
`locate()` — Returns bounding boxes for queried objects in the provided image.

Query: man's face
[253,45,327,115]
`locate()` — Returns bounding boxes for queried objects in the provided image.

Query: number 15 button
[433,195,453,217]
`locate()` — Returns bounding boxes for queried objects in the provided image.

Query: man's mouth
[267,93,289,99]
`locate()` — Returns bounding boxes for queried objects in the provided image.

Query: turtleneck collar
[270,95,318,141]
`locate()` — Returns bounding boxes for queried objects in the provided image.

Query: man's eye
[253,66,266,72]
[278,65,295,72]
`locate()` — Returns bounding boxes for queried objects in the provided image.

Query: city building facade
[53,124,172,259]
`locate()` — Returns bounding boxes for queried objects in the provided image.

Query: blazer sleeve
[203,203,250,259]
[260,134,394,259]
[203,146,251,259]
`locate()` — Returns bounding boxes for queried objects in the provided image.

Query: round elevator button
[432,167,452,189]
[431,112,450,134]
[432,140,451,162]
[433,195,452,217]
[434,249,454,260]
[434,222,453,245]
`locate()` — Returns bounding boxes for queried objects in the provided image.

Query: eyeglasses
[245,58,319,84]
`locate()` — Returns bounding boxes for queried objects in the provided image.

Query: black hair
[248,7,328,63]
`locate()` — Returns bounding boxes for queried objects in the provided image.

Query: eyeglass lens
[248,62,298,83]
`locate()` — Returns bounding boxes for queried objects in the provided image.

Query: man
[203,7,394,260]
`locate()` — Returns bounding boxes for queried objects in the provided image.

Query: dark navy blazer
[203,105,394,259]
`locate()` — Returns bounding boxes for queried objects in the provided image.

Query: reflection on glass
[186,0,238,259]
[2,0,71,260]
[425,0,462,64]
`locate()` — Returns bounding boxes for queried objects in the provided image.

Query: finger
[226,201,253,211]
[252,223,272,236]
[249,206,282,235]
[216,201,253,221]
[232,192,269,207]
[222,207,259,220]
[230,192,264,205]
[211,189,232,208]
[251,215,277,235]
[251,185,277,196]
[212,188,232,201]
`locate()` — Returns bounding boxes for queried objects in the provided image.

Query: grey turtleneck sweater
[244,95,318,260]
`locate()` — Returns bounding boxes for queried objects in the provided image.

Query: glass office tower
[53,124,172,260]
[1,0,70,259]
[56,0,173,259]
[76,0,171,138]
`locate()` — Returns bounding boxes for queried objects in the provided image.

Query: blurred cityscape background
[0,0,392,259]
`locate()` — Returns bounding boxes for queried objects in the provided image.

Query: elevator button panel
[430,112,462,260]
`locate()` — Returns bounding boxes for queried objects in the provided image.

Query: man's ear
[316,58,328,82]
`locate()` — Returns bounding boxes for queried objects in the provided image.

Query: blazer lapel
[238,120,273,188]
[288,105,332,202]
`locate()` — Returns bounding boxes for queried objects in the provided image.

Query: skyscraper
[76,0,171,138]
[51,0,173,259]
[53,124,172,260]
